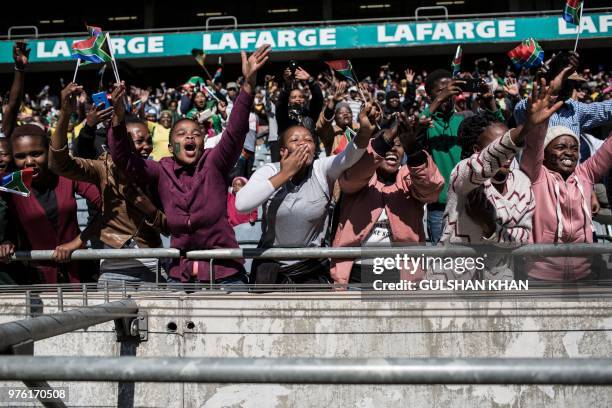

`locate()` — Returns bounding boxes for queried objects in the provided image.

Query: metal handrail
[0,357,610,384]
[205,16,238,31]
[415,6,449,21]
[0,8,609,40]
[0,299,137,353]
[8,243,612,262]
[7,25,38,40]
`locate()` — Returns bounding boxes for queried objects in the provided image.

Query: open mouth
[184,142,197,158]
[30,168,40,178]
[384,152,399,166]
[561,158,574,167]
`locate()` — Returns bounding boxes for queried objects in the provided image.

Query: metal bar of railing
[0,357,610,384]
[0,8,610,40]
[12,248,180,261]
[6,244,612,262]
[0,299,137,353]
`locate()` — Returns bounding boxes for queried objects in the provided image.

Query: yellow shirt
[149,121,172,161]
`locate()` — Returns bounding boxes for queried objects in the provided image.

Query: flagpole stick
[105,33,121,83]
[573,4,584,53]
[351,67,381,130]
[72,59,81,83]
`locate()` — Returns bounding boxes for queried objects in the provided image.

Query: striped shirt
[514,99,612,135]
[441,130,535,245]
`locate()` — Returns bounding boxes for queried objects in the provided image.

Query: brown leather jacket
[48,146,167,249]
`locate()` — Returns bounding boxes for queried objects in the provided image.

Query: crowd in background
[0,40,611,287]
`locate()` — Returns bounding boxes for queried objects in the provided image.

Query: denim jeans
[166,270,249,292]
[427,209,445,244]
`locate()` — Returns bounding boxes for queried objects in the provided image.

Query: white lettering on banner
[202,29,337,51]
[498,20,516,37]
[219,33,239,49]
[37,42,54,58]
[416,23,433,40]
[455,22,475,39]
[240,32,257,49]
[256,31,276,47]
[320,28,336,45]
[277,30,297,47]
[476,21,496,38]
[558,16,608,35]
[149,36,164,52]
[432,23,454,40]
[53,41,71,57]
[298,29,317,46]
[110,38,126,55]
[127,38,145,53]
[602,15,612,33]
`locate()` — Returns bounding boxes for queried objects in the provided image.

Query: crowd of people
[0,40,611,287]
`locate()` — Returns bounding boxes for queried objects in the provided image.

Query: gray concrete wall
[0,290,611,407]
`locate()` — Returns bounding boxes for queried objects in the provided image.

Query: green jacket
[423,107,504,205]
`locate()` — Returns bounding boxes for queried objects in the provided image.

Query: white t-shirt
[364,209,391,244]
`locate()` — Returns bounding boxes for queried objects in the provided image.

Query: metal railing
[8,243,612,262]
[0,356,610,384]
[1,7,610,40]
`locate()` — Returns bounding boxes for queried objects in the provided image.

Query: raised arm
[581,135,612,184]
[2,42,29,138]
[49,83,113,184]
[207,44,271,173]
[235,164,277,212]
[519,79,564,182]
[324,102,377,181]
[107,83,160,184]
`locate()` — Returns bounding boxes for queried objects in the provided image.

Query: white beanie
[544,126,579,150]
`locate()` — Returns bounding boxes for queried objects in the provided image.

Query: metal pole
[0,299,138,353]
[12,248,181,262]
[0,357,610,384]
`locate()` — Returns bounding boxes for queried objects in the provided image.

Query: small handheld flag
[212,67,223,83]
[344,127,357,143]
[86,25,103,37]
[325,60,357,83]
[563,0,583,25]
[71,32,113,65]
[507,38,544,69]
[451,45,462,77]
[0,168,33,197]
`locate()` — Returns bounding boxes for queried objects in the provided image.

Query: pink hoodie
[520,125,612,280]
[331,141,444,284]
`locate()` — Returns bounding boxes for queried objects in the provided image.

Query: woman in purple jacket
[109,44,271,284]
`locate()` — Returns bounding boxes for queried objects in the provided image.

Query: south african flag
[563,0,583,25]
[71,31,113,65]
[0,168,33,197]
[325,60,357,83]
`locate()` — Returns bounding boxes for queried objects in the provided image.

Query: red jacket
[331,142,444,284]
[7,175,101,283]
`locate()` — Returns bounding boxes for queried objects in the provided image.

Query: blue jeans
[427,209,444,244]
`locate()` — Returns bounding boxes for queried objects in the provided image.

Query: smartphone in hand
[91,92,111,109]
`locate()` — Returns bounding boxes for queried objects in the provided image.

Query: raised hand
[358,102,379,135]
[398,113,431,153]
[241,44,271,94]
[294,67,311,82]
[111,81,127,126]
[280,144,309,178]
[13,41,30,70]
[333,81,347,103]
[503,77,519,97]
[526,78,564,128]
[405,68,415,83]
[60,82,84,113]
[549,52,580,96]
[0,241,14,264]
[86,103,114,128]
[436,79,465,103]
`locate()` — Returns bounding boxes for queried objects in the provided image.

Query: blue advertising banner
[0,13,609,63]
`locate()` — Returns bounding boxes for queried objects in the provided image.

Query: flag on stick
[507,38,544,69]
[212,67,223,83]
[71,32,113,65]
[86,25,103,37]
[563,0,583,25]
[325,60,357,83]
[0,168,33,197]
[451,45,462,77]
[344,127,356,143]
